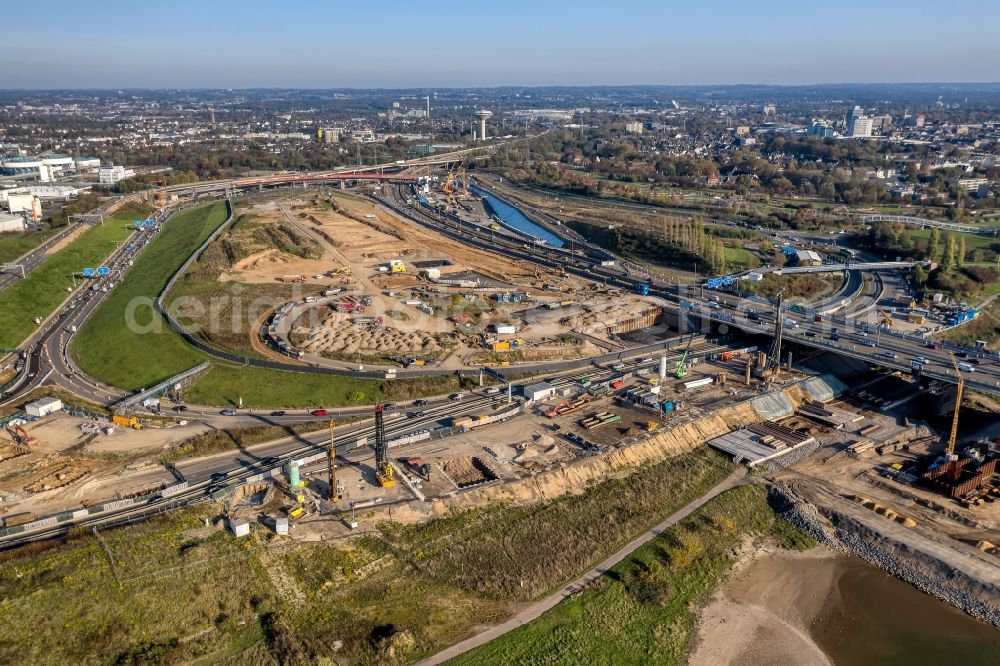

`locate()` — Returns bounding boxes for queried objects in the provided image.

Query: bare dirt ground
[43,224,87,256]
[0,414,208,515]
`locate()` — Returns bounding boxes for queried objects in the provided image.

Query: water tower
[475,110,493,142]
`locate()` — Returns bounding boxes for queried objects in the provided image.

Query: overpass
[774,260,925,275]
[861,214,998,236]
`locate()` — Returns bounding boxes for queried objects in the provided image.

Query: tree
[942,234,957,271]
[913,264,928,286]
[957,236,967,268]
[927,227,940,261]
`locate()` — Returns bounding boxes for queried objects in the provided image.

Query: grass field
[907,227,999,254]
[0,209,147,348]
[72,202,230,390]
[0,228,52,263]
[445,484,813,666]
[0,449,739,664]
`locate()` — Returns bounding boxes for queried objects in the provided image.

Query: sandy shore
[688,544,841,666]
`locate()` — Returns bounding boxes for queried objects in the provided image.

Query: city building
[6,193,41,221]
[807,122,835,138]
[735,126,751,137]
[849,114,874,138]
[0,212,25,233]
[625,121,644,134]
[1,156,48,181]
[74,157,101,171]
[98,164,135,185]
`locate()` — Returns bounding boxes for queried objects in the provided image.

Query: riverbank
[689,544,1000,666]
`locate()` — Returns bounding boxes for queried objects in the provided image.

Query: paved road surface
[415,469,748,666]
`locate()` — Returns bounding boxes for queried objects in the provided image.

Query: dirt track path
[415,468,748,666]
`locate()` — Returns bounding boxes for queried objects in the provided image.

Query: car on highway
[383,402,397,410]
[913,356,928,365]
[881,352,898,360]
[263,456,280,465]
[805,331,817,337]
[220,408,237,416]
[450,393,465,401]
[863,339,877,347]
[173,405,188,413]
[271,410,286,417]
[210,472,228,482]
[413,399,429,407]
[310,409,328,416]
[484,386,501,394]
[926,342,938,349]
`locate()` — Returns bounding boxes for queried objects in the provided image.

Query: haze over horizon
[9,0,1000,89]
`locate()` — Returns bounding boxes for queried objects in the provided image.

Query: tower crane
[373,404,395,488]
[945,354,964,460]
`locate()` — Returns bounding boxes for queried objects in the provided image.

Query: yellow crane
[328,419,342,502]
[946,354,964,459]
[878,310,894,327]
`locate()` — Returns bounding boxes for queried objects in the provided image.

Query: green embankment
[0,228,50,264]
[445,484,814,666]
[0,209,147,348]
[72,201,461,406]
[0,449,744,664]
[72,203,229,390]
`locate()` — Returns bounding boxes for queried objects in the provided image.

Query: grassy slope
[0,212,144,348]
[445,484,814,666]
[72,202,229,390]
[71,200,460,406]
[0,228,50,264]
[0,450,739,664]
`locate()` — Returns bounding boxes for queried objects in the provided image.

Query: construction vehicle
[8,423,38,447]
[945,354,964,460]
[112,415,142,430]
[389,259,406,273]
[645,421,659,432]
[878,310,894,328]
[674,334,695,379]
[373,404,395,488]
[328,419,343,503]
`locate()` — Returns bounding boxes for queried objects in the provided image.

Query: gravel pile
[769,483,1000,627]
[764,441,821,473]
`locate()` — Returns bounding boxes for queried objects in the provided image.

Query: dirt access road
[415,468,748,666]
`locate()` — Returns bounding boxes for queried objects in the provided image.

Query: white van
[783,318,799,328]
[958,362,975,373]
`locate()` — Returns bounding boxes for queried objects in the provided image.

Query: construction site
[208,188,666,369]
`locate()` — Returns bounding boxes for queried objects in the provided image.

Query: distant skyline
[8,0,1000,89]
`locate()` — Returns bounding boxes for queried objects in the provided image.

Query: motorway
[0,345,723,547]
[0,222,82,291]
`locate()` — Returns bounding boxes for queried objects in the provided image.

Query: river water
[810,556,1000,665]
[470,187,565,248]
